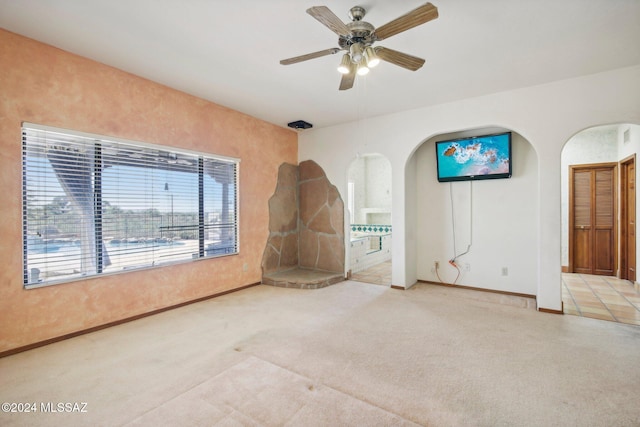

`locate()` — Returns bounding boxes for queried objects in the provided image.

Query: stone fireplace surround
[261,160,345,289]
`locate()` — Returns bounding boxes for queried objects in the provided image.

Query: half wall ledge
[262,268,344,289]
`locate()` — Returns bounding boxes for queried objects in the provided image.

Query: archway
[347,153,392,286]
[560,123,640,325]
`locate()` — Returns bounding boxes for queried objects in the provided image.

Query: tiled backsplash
[350,224,392,234]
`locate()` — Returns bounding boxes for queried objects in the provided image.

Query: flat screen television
[435,132,512,182]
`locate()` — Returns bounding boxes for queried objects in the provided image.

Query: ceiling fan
[280,3,439,90]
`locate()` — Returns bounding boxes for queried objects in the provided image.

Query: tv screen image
[435,132,512,182]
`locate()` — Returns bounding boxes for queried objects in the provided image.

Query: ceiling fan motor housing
[338,7,376,53]
[348,6,366,21]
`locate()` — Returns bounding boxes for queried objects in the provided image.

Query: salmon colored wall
[0,29,297,353]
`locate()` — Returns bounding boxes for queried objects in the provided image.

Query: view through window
[22,124,239,288]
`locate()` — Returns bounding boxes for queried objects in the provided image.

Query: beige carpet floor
[1,281,639,426]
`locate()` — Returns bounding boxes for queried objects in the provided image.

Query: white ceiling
[1,0,639,130]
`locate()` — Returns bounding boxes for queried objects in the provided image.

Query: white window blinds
[22,123,239,288]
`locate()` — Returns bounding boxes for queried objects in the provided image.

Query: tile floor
[562,273,640,326]
[353,263,640,326]
[351,260,392,286]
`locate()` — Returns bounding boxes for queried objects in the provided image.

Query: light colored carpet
[127,356,418,426]
[1,281,639,426]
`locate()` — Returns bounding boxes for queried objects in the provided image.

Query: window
[22,123,239,288]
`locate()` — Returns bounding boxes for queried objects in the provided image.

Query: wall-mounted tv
[435,132,512,182]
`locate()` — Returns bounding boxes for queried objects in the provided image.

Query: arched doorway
[347,153,392,286]
[561,124,640,325]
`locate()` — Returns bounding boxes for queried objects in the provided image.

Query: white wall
[299,64,640,311]
[347,154,392,225]
[347,157,366,223]
[415,129,538,295]
[618,125,640,159]
[365,155,392,224]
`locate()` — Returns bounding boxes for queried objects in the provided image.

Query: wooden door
[620,155,636,281]
[569,163,617,276]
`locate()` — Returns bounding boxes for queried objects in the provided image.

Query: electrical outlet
[464,263,470,272]
[431,260,439,274]
[501,267,508,276]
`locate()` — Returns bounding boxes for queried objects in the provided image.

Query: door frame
[619,154,636,280]
[568,162,618,274]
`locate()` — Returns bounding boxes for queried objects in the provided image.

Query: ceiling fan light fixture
[357,59,370,76]
[349,42,364,63]
[364,46,380,68]
[337,53,352,74]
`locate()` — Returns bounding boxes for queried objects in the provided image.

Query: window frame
[21,122,240,289]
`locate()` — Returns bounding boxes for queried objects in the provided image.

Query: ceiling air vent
[287,120,313,130]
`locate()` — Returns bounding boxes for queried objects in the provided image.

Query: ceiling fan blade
[307,6,351,37]
[374,2,439,41]
[280,48,341,65]
[339,64,356,91]
[375,47,425,71]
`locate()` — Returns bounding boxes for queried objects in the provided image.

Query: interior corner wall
[298,64,640,310]
[0,29,297,353]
